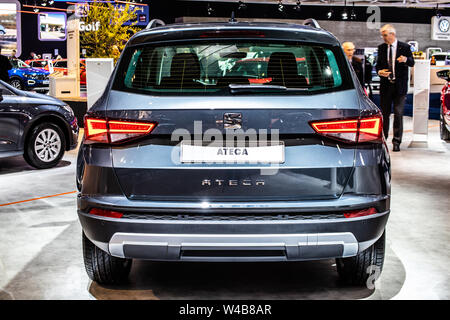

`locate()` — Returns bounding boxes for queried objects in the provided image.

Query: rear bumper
[78,196,389,262]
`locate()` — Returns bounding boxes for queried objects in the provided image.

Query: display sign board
[38,12,67,41]
[408,41,419,53]
[120,4,149,27]
[431,16,450,41]
[0,0,21,57]
[73,1,149,27]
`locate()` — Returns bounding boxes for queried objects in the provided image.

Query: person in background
[376,24,415,152]
[0,47,12,82]
[9,49,17,61]
[29,51,38,60]
[364,54,374,100]
[342,41,364,88]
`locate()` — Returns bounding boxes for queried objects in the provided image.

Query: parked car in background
[77,21,390,286]
[0,80,78,168]
[226,57,308,84]
[24,58,87,86]
[24,59,54,73]
[8,59,50,92]
[0,24,6,35]
[53,59,87,85]
[431,52,450,66]
[437,69,450,141]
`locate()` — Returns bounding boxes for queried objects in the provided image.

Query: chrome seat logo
[201,179,265,186]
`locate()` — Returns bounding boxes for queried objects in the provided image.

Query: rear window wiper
[228,84,308,94]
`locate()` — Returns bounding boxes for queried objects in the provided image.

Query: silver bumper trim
[80,194,389,211]
[109,232,359,261]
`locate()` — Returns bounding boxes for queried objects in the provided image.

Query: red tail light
[343,207,377,219]
[89,208,123,219]
[310,115,382,143]
[84,117,157,144]
[358,117,382,142]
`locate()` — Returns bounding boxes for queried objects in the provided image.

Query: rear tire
[336,231,385,286]
[82,232,132,285]
[23,122,65,169]
[440,113,450,141]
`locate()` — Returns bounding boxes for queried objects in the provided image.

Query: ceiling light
[436,4,442,18]
[350,2,356,20]
[237,1,247,11]
[327,1,333,19]
[277,0,284,13]
[294,0,302,13]
[341,0,348,20]
[207,3,215,16]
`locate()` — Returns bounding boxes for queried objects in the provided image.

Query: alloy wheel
[34,128,62,163]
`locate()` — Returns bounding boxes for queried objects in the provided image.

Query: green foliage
[80,0,139,63]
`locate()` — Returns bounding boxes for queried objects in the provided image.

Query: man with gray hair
[342,41,364,87]
[376,24,414,152]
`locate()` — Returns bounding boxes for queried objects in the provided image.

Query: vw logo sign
[439,19,450,33]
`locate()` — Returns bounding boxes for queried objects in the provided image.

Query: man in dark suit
[0,47,12,82]
[342,42,365,87]
[376,24,415,151]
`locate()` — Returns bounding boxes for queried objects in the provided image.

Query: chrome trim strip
[81,210,389,225]
[80,194,389,211]
[109,232,358,260]
[138,25,329,37]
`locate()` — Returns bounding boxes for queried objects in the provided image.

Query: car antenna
[229,11,237,23]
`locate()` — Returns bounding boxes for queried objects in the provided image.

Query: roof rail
[146,19,166,29]
[303,18,321,29]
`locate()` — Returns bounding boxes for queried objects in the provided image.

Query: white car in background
[431,52,450,66]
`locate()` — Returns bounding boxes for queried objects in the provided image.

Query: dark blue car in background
[8,59,50,92]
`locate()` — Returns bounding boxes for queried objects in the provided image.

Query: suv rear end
[77,22,390,286]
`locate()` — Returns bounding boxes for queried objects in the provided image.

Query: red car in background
[52,59,87,86]
[437,69,450,141]
[24,58,87,86]
[226,57,308,84]
[24,59,53,72]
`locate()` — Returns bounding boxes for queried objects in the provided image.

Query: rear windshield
[32,61,48,68]
[113,41,353,95]
[434,55,448,61]
[54,60,67,68]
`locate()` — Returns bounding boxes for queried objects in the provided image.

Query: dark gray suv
[77,21,390,286]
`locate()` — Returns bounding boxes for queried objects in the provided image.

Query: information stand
[409,59,430,148]
[86,58,114,110]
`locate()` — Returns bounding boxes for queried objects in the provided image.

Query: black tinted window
[114,41,352,95]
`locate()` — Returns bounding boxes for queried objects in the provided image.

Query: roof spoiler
[146,19,166,29]
[303,18,321,29]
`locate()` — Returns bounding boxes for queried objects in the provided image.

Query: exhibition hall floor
[0,117,449,300]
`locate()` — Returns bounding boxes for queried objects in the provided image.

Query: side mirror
[436,69,450,81]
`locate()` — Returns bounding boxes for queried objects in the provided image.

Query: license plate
[43,80,49,84]
[180,142,285,163]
